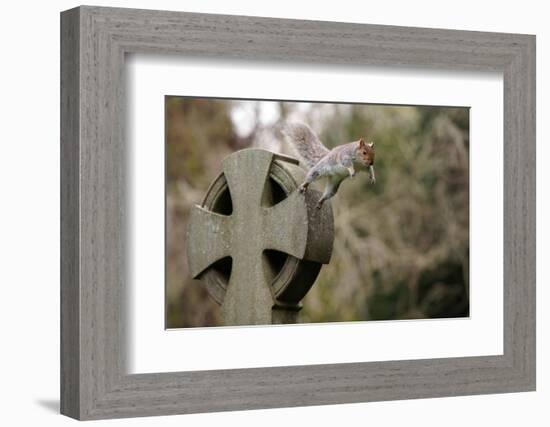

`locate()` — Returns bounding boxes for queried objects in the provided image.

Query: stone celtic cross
[187,149,334,326]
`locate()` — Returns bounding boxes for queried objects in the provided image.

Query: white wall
[0,0,547,425]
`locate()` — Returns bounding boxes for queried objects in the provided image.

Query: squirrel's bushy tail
[282,122,329,169]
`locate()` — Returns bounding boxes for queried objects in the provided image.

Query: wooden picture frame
[60,5,536,420]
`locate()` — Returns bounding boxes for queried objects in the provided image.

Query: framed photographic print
[61,5,536,420]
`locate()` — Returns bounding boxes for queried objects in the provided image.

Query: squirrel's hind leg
[316,176,343,209]
[298,167,323,194]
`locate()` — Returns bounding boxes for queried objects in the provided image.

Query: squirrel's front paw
[369,176,376,185]
[298,183,308,194]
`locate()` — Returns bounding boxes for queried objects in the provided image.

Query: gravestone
[186,148,334,326]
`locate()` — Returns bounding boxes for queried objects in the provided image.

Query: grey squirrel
[283,122,375,209]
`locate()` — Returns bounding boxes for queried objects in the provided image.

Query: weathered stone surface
[186,148,334,326]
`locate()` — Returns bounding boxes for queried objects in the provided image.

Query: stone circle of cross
[187,149,333,326]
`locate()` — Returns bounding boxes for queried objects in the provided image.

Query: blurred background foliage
[166,96,469,328]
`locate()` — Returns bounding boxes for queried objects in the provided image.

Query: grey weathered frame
[60,5,536,420]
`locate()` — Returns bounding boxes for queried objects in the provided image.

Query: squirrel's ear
[359,138,366,148]
[368,141,375,148]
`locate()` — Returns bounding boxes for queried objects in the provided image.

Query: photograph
[52,4,537,421]
[166,96,470,328]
